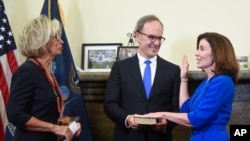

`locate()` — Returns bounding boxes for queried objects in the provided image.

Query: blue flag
[41,1,93,141]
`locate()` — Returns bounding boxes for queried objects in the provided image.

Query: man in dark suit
[103,15,180,141]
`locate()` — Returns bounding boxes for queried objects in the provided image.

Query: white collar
[137,53,157,65]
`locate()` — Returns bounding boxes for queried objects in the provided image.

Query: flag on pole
[0,0,20,141]
[41,0,93,141]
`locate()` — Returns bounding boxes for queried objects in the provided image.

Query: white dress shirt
[137,53,157,85]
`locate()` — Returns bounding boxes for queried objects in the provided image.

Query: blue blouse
[180,75,235,141]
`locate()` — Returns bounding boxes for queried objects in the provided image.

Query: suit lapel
[127,55,148,99]
[148,56,165,99]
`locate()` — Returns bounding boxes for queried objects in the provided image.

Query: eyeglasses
[51,33,61,40]
[137,31,165,43]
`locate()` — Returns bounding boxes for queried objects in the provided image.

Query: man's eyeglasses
[137,31,165,43]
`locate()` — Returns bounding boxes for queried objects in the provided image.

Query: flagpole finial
[48,0,51,19]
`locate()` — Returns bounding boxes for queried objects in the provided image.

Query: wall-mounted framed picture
[117,46,139,61]
[82,43,122,72]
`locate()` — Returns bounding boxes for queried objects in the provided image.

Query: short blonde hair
[19,15,62,57]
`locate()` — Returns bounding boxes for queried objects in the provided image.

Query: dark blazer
[104,55,180,141]
[7,61,59,141]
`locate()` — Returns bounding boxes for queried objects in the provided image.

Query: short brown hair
[133,15,163,33]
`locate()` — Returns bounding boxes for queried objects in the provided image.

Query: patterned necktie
[143,60,151,99]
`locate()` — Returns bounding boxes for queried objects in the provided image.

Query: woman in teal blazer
[140,32,239,141]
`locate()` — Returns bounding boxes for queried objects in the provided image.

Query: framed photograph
[236,56,248,70]
[82,43,122,72]
[117,46,139,61]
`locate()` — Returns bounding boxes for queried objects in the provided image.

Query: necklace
[31,57,64,114]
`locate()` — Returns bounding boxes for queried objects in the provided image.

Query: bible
[134,116,157,125]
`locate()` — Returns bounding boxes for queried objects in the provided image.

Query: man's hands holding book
[127,114,167,132]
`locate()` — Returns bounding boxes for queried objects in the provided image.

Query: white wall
[4,0,250,70]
